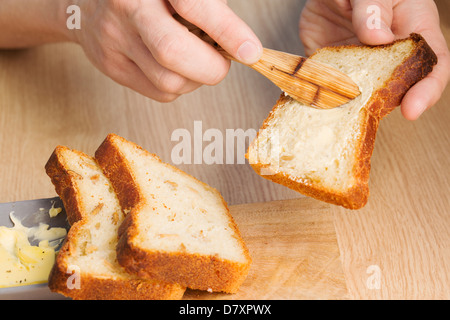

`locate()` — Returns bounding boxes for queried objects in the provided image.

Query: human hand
[299,0,450,120]
[67,0,262,102]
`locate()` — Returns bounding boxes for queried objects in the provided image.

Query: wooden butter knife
[176,15,361,109]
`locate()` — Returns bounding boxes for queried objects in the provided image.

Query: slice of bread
[45,146,185,300]
[247,33,437,209]
[95,134,251,293]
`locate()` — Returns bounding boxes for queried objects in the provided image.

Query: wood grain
[0,0,449,299]
[332,0,450,299]
[184,198,348,300]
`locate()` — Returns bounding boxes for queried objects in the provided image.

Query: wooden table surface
[0,0,449,300]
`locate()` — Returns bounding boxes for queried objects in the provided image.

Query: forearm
[0,0,71,48]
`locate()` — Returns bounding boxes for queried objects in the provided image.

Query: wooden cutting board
[0,196,347,300]
[184,197,348,300]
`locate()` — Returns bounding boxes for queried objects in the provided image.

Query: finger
[133,2,231,86]
[401,50,450,120]
[103,52,180,103]
[393,1,450,119]
[350,0,395,45]
[388,0,441,39]
[168,0,263,64]
[126,34,202,95]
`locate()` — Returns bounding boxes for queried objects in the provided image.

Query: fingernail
[408,97,430,119]
[380,21,394,36]
[237,41,262,65]
[415,103,429,118]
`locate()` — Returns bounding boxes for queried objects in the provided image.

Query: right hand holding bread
[299,0,450,120]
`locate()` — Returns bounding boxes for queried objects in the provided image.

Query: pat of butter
[49,205,62,218]
[0,227,55,288]
[0,211,67,288]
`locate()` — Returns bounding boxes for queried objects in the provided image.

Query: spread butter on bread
[247,33,437,209]
[95,134,251,293]
[45,146,185,299]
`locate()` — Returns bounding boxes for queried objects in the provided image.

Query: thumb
[350,0,395,45]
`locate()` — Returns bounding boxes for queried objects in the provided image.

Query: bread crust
[95,134,251,293]
[47,220,184,300]
[247,34,437,209]
[45,147,87,225]
[45,146,185,300]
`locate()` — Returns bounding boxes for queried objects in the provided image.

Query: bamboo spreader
[176,15,361,109]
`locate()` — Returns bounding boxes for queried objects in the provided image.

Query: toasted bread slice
[247,34,437,209]
[95,134,251,293]
[45,146,185,300]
